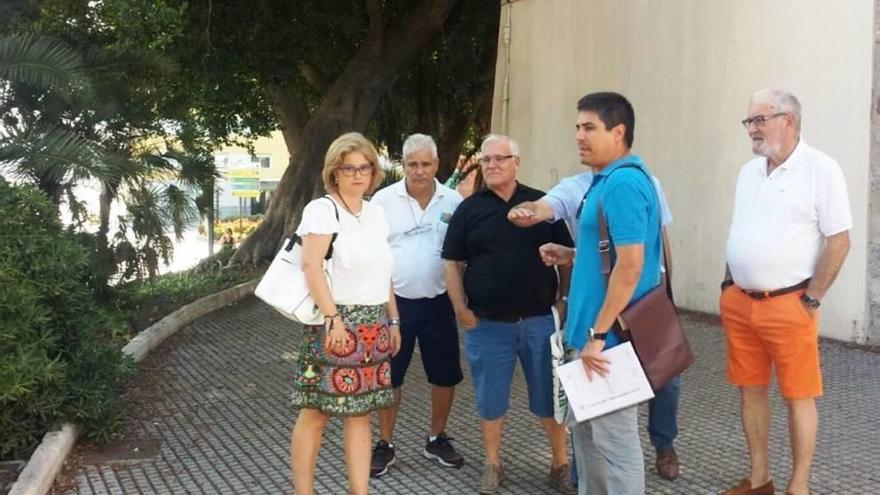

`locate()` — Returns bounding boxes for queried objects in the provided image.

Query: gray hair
[480,134,520,156]
[751,89,802,132]
[402,133,438,161]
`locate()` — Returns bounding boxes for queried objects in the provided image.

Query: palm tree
[0,32,216,283]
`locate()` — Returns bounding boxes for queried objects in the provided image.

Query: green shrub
[0,178,133,460]
[113,250,259,332]
[212,215,263,239]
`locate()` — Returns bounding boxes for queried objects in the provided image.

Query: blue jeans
[465,314,555,420]
[648,375,681,453]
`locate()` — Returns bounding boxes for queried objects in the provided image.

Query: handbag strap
[596,165,672,300]
[322,195,340,260]
[288,195,340,260]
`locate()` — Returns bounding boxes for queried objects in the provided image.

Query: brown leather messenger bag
[597,165,695,391]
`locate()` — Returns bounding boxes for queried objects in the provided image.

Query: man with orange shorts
[720,89,851,495]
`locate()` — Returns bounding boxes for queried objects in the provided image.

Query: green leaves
[0,32,92,102]
[0,178,133,460]
[0,124,109,182]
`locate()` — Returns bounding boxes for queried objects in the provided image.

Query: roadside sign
[229,168,260,198]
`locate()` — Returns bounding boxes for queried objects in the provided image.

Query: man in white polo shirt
[369,134,465,477]
[720,90,851,495]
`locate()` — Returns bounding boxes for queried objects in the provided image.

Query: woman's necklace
[336,194,362,220]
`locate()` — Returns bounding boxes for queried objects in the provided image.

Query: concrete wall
[492,0,874,342]
[868,0,880,345]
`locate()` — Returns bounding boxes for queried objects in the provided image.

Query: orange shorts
[719,285,822,399]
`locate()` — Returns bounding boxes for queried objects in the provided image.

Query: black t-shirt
[441,183,574,320]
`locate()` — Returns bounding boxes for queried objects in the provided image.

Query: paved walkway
[54,297,880,494]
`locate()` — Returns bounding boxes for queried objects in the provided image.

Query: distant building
[213,130,289,219]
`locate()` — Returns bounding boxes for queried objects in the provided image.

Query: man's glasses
[741,113,787,129]
[402,223,432,237]
[338,164,373,177]
[478,154,514,165]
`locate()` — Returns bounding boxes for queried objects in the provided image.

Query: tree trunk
[92,178,120,296]
[231,0,458,266]
[436,8,500,180]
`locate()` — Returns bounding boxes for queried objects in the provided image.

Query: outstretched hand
[508,202,542,227]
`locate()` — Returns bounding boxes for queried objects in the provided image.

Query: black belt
[740,279,810,300]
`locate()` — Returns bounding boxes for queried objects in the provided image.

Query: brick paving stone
[53,297,880,494]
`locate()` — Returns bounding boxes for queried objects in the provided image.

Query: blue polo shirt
[565,155,664,350]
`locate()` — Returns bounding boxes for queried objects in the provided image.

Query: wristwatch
[588,327,608,342]
[800,294,821,309]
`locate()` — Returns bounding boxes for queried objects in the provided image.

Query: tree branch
[348,0,458,127]
[297,63,328,92]
[265,84,309,153]
[365,0,384,47]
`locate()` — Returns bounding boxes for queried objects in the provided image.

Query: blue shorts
[465,314,555,420]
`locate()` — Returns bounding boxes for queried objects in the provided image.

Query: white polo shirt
[371,178,462,299]
[725,140,852,291]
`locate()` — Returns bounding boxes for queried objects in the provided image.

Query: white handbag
[255,197,338,325]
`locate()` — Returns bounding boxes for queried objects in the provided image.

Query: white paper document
[557,342,655,423]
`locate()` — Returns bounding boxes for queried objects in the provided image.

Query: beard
[751,137,781,158]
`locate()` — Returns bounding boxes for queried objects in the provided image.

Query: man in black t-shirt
[442,134,575,495]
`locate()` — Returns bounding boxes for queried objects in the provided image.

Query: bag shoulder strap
[596,165,671,298]
[322,195,340,260]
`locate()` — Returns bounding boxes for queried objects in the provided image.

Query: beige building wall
[492,0,873,342]
[215,130,291,181]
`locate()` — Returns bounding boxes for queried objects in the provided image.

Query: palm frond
[79,45,177,78]
[0,124,110,183]
[124,184,167,239]
[0,33,90,101]
[162,184,199,240]
[161,147,218,189]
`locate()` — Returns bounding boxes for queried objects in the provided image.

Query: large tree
[240,0,459,264]
[23,0,501,265]
[156,0,498,265]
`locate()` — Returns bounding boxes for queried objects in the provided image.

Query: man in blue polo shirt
[508,164,682,483]
[538,92,663,495]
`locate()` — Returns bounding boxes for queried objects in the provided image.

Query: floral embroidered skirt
[291,303,394,416]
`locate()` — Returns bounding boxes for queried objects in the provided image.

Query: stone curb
[8,279,259,495]
[122,279,259,363]
[8,424,79,495]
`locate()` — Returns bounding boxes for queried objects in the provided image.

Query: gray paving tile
[54,297,880,494]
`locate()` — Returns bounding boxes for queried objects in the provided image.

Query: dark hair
[576,92,635,148]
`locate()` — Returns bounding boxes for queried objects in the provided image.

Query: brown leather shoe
[720,478,774,495]
[656,448,680,481]
[478,463,503,494]
[547,464,576,494]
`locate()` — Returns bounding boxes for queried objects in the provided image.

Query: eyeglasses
[338,164,373,177]
[402,223,432,237]
[478,154,514,165]
[741,113,787,129]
